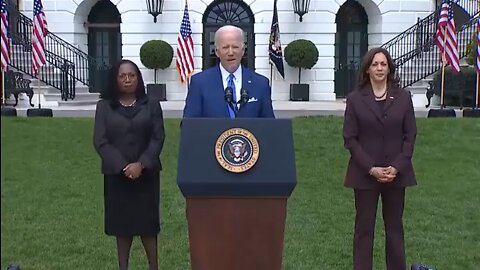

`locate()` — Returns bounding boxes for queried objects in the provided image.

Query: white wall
[20,0,435,101]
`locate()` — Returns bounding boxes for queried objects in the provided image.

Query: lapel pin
[248,80,251,84]
[390,96,394,99]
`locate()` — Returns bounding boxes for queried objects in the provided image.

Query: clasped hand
[123,162,143,180]
[369,166,398,183]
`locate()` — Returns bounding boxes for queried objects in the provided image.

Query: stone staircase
[43,83,100,107]
[7,66,100,107]
[399,44,472,108]
[6,82,100,108]
[8,43,100,107]
[402,63,473,108]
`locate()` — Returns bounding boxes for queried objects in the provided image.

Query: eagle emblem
[228,139,249,162]
[215,128,260,173]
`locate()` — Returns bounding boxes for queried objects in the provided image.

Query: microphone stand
[225,87,249,117]
[225,86,238,117]
[236,89,248,115]
[228,101,238,117]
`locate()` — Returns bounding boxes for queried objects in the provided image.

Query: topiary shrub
[284,39,319,84]
[139,40,173,84]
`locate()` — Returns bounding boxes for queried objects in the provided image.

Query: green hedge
[432,66,477,107]
[466,35,477,66]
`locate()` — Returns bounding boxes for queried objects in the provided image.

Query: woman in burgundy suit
[343,47,417,270]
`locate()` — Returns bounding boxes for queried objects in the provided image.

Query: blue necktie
[227,73,237,118]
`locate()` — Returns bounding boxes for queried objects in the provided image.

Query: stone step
[58,100,99,107]
[44,86,91,94]
[9,64,92,88]
[44,92,100,102]
[407,85,428,94]
[12,74,90,92]
[6,68,94,97]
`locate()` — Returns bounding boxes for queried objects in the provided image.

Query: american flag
[176,2,194,84]
[1,0,10,71]
[435,0,460,73]
[32,0,48,75]
[476,19,480,73]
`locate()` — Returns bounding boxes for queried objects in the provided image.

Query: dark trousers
[353,187,406,270]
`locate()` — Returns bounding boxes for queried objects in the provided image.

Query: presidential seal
[215,128,260,173]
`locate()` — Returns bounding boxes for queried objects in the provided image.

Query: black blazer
[93,97,165,175]
[343,86,417,189]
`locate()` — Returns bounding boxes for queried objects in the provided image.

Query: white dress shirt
[219,64,242,101]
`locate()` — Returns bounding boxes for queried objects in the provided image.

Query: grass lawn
[1,117,479,270]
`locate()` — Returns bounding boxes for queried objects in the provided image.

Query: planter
[147,84,166,101]
[289,84,309,101]
[27,108,53,117]
[427,108,456,118]
[463,108,480,118]
[1,106,17,117]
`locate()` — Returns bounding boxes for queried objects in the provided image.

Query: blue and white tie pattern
[227,73,237,118]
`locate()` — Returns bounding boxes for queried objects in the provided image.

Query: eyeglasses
[118,73,137,80]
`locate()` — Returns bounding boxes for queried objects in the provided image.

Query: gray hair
[214,25,245,48]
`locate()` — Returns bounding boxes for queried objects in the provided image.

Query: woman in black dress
[93,59,165,270]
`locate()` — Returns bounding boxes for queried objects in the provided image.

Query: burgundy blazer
[343,85,417,189]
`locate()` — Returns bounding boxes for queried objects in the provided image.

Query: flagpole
[477,4,480,110]
[476,72,479,109]
[1,71,5,106]
[269,64,273,87]
[37,68,41,109]
[440,21,448,109]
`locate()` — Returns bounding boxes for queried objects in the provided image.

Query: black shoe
[6,263,21,270]
[411,263,436,270]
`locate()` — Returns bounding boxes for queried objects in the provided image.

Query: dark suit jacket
[343,86,417,189]
[182,65,275,118]
[93,97,165,175]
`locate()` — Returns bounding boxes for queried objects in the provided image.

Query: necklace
[373,89,387,99]
[119,99,137,107]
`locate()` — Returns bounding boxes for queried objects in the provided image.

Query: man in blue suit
[183,25,275,118]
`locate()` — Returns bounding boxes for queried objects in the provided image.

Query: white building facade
[16,0,473,101]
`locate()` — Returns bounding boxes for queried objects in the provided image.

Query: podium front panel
[177,118,296,197]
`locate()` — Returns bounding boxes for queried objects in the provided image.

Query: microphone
[240,88,248,104]
[236,88,248,112]
[224,86,236,115]
[225,86,233,103]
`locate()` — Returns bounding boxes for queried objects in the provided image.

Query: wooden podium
[177,118,296,270]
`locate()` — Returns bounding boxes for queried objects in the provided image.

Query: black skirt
[103,171,160,236]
